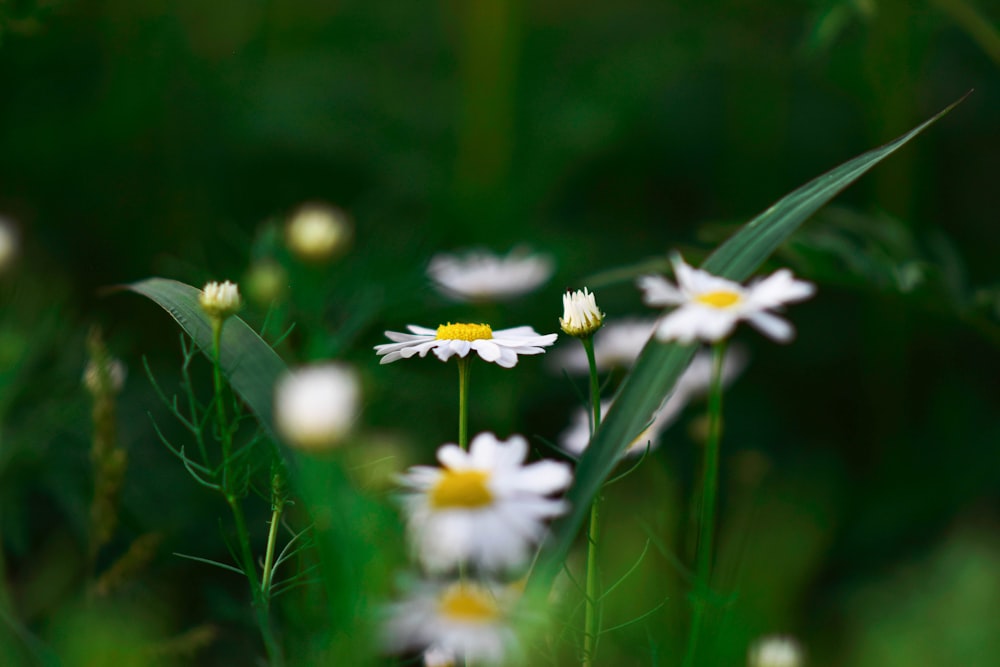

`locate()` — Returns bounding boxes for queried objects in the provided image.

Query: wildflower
[0,216,18,272]
[552,317,658,374]
[559,288,604,337]
[747,635,804,667]
[375,323,557,369]
[428,247,554,302]
[398,432,572,572]
[274,363,360,450]
[83,357,127,396]
[559,348,746,456]
[384,578,518,664]
[198,281,242,321]
[638,254,815,343]
[285,202,352,262]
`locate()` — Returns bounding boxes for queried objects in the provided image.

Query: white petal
[472,340,501,362]
[637,275,684,306]
[747,311,795,342]
[746,269,815,309]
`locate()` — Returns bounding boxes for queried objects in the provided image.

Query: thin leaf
[530,94,968,590]
[118,278,288,440]
[172,552,245,575]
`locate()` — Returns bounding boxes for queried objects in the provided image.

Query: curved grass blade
[119,278,288,440]
[531,94,968,589]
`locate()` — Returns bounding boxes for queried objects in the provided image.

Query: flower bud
[199,280,242,321]
[747,635,804,667]
[285,202,352,263]
[559,288,604,337]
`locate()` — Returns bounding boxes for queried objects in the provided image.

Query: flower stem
[682,341,727,667]
[261,473,285,604]
[458,357,471,450]
[211,322,232,489]
[581,335,602,667]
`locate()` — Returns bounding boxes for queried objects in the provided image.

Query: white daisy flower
[384,578,519,665]
[747,635,804,667]
[199,280,242,321]
[638,255,815,343]
[559,287,604,338]
[0,215,19,272]
[274,363,360,450]
[551,317,658,374]
[428,247,554,302]
[285,202,352,262]
[398,432,573,572]
[559,348,746,457]
[374,323,557,369]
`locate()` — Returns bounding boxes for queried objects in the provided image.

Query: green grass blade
[119,278,288,440]
[531,94,967,588]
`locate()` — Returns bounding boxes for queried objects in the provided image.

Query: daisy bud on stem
[559,288,607,667]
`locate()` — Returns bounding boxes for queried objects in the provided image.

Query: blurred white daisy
[559,348,746,457]
[285,202,352,262]
[551,317,658,374]
[398,432,573,572]
[428,247,554,302]
[83,357,127,396]
[384,578,518,664]
[375,323,557,369]
[638,255,815,343]
[747,635,804,667]
[559,287,604,338]
[0,216,19,272]
[274,363,360,450]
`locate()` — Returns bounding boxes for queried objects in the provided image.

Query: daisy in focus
[397,432,573,572]
[638,254,815,344]
[559,348,746,457]
[383,578,519,665]
[428,247,554,302]
[375,323,557,369]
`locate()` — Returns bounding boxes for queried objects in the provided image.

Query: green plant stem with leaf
[682,341,727,667]
[581,335,602,667]
[209,320,285,667]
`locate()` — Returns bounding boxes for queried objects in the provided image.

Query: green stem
[211,322,232,488]
[682,341,727,667]
[458,356,471,450]
[581,335,602,666]
[261,497,284,606]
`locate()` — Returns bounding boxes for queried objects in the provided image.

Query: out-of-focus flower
[559,348,746,457]
[244,260,288,305]
[747,635,804,667]
[375,323,557,369]
[551,317,657,374]
[638,254,815,343]
[0,216,19,272]
[199,281,242,321]
[559,288,604,338]
[384,579,518,665]
[285,202,352,262]
[83,357,127,396]
[398,432,572,572]
[275,363,360,450]
[428,247,554,302]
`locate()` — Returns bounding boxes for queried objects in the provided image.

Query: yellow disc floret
[436,322,493,341]
[695,290,742,309]
[430,469,493,509]
[438,583,501,623]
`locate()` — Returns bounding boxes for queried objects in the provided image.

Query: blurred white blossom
[285,202,352,262]
[428,247,554,302]
[275,363,360,450]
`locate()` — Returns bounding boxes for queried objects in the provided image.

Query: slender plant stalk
[581,336,602,667]
[261,473,286,605]
[210,322,284,666]
[682,341,727,667]
[458,356,471,450]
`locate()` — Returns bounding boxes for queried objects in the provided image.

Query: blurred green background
[0,0,998,665]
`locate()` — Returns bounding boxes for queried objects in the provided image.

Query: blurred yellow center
[439,584,501,623]
[430,470,493,509]
[436,322,493,341]
[695,290,742,308]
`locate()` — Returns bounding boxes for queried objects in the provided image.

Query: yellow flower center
[436,322,493,341]
[438,584,501,623]
[695,290,742,309]
[430,469,493,509]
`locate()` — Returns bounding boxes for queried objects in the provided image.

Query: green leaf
[119,278,288,440]
[531,94,968,588]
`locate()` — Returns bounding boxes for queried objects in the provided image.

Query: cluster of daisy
[368,247,815,663]
[374,248,571,665]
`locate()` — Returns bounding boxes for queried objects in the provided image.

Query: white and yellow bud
[199,280,242,321]
[559,288,604,337]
